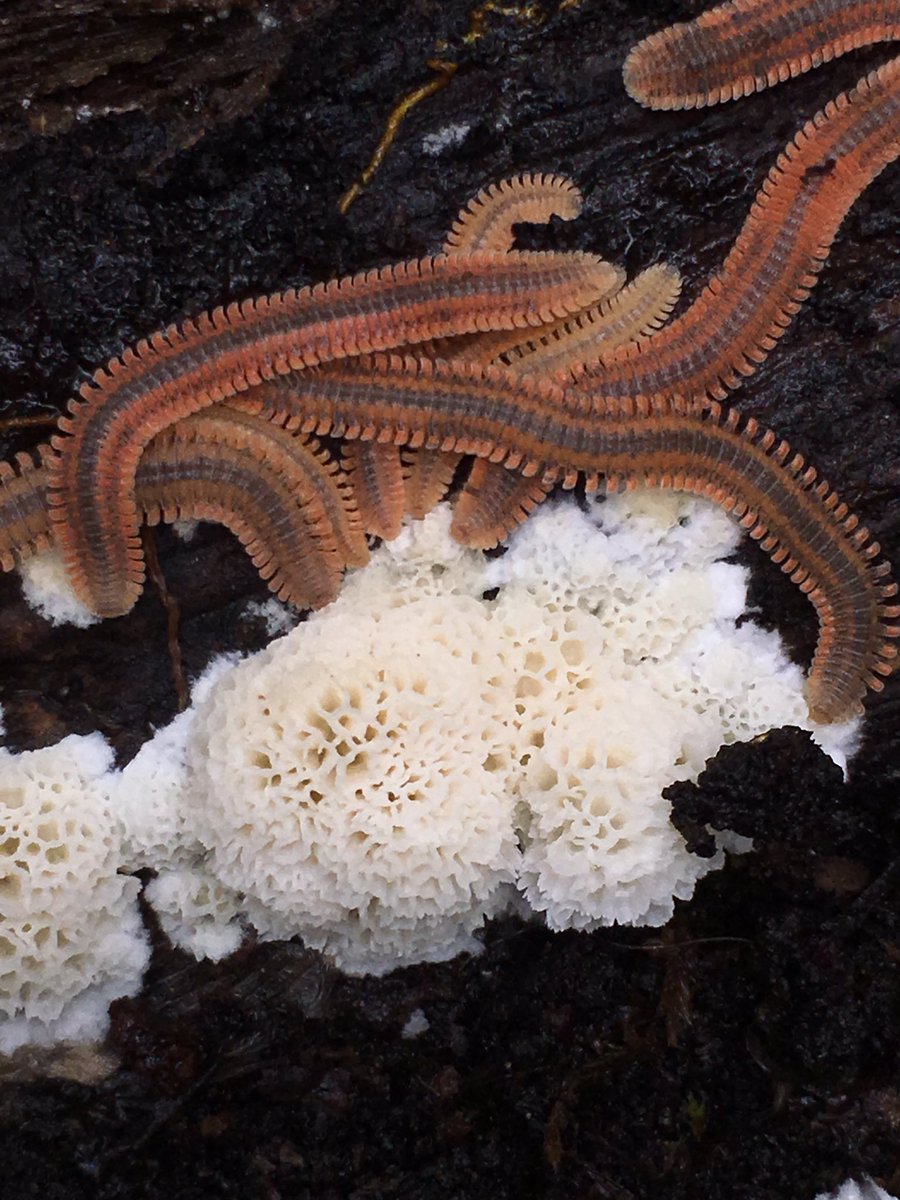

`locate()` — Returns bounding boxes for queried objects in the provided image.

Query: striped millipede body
[397,175,624,531]
[443,173,586,254]
[3,355,897,722]
[438,263,685,544]
[578,57,900,406]
[338,440,407,541]
[623,0,899,110]
[48,251,613,618]
[1,414,366,613]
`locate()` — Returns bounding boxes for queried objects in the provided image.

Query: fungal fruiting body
[0,735,148,1053]
[0,491,869,1041]
[186,597,521,974]
[110,496,859,974]
[623,0,900,110]
[8,490,858,1027]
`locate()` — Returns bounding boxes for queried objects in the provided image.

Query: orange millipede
[48,251,614,617]
[399,174,622,527]
[201,354,899,724]
[2,414,367,612]
[577,57,900,406]
[1,41,894,729]
[623,0,899,110]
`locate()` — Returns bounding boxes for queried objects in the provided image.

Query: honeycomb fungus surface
[189,599,520,974]
[0,734,148,1051]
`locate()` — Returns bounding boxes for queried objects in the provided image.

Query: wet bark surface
[0,1,898,1197]
[0,0,331,154]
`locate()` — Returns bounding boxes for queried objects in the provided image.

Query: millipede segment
[504,262,682,377]
[441,262,683,540]
[450,459,554,548]
[223,396,369,569]
[141,413,347,611]
[443,173,585,254]
[580,57,900,407]
[401,175,623,525]
[1,415,368,613]
[624,0,900,110]
[48,250,617,616]
[340,441,406,541]
[420,176,683,538]
[0,448,55,570]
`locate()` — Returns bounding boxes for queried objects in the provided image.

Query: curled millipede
[2,415,366,612]
[443,173,585,254]
[222,398,369,569]
[623,0,899,110]
[141,413,347,612]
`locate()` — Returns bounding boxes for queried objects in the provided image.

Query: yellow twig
[339,59,458,215]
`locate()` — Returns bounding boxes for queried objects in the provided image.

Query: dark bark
[0,0,333,154]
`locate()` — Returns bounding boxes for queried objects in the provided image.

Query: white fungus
[187,599,520,974]
[401,1008,430,1038]
[0,491,864,1038]
[148,493,857,967]
[110,652,240,871]
[18,549,100,628]
[143,867,243,962]
[815,1181,897,1200]
[0,735,148,1052]
[113,709,197,871]
[421,122,471,156]
[243,596,298,637]
[515,673,719,929]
